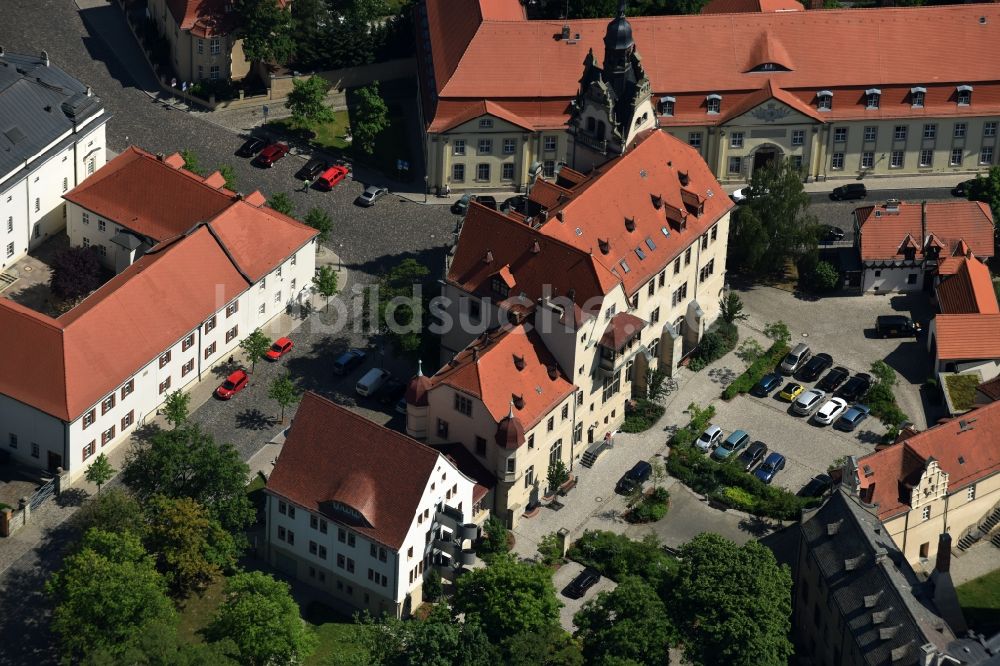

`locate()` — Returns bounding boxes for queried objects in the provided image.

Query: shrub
[688,321,739,371]
[423,568,442,602]
[476,516,510,560]
[719,486,755,511]
[567,531,677,587]
[537,533,563,566]
[621,399,666,433]
[628,487,670,523]
[722,341,790,400]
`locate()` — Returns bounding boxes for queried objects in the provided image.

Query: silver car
[695,424,723,452]
[355,185,389,207]
[792,388,826,416]
[780,342,812,375]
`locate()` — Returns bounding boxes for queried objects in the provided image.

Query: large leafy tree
[668,533,793,666]
[286,76,335,127]
[728,158,819,277]
[82,621,238,666]
[121,426,254,534]
[360,603,499,666]
[267,192,295,217]
[312,264,339,311]
[269,373,301,424]
[207,571,318,666]
[351,82,390,155]
[375,257,430,356]
[574,576,673,665]
[162,389,191,429]
[46,529,174,661]
[452,553,561,645]
[239,328,272,374]
[234,0,295,65]
[503,625,584,666]
[145,496,238,596]
[75,488,147,538]
[304,207,333,243]
[50,245,103,301]
[968,165,1000,254]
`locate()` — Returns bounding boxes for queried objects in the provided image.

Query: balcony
[575,131,608,154]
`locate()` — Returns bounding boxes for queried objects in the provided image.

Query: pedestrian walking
[302,178,311,192]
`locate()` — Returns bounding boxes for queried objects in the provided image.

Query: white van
[356,368,390,397]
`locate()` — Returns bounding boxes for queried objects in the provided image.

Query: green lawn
[269,111,352,151]
[176,578,226,644]
[944,374,981,411]
[303,602,367,666]
[957,568,1000,635]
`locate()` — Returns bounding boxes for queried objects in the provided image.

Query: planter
[557,476,577,496]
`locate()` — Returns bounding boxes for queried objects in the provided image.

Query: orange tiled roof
[420,3,1000,131]
[266,392,443,550]
[934,314,1000,361]
[428,324,575,430]
[64,147,236,242]
[206,202,316,282]
[857,401,1000,520]
[702,0,804,13]
[857,201,994,262]
[538,130,732,296]
[433,100,537,133]
[935,256,999,315]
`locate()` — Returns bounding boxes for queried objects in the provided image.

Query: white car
[729,186,768,205]
[813,397,849,426]
[695,424,723,452]
[792,388,827,416]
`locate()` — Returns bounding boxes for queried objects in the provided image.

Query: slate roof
[266,392,444,550]
[800,490,956,665]
[0,52,103,180]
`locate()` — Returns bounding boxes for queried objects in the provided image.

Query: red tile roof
[267,392,444,550]
[600,312,646,350]
[934,314,1000,361]
[935,257,999,315]
[428,324,575,430]
[430,442,495,503]
[702,0,804,13]
[63,147,235,242]
[0,301,68,422]
[433,100,536,133]
[857,201,994,262]
[165,0,287,37]
[205,202,316,282]
[420,2,1000,131]
[857,401,1000,520]
[538,130,732,296]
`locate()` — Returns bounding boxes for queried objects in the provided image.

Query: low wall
[268,58,416,100]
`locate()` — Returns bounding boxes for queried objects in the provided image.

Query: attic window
[619,259,630,273]
[651,193,663,209]
[645,237,656,251]
[479,118,493,129]
[706,94,722,114]
[844,555,864,571]
[624,216,636,232]
[598,238,610,254]
[863,464,874,477]
[634,247,646,260]
[658,96,675,116]
[865,88,881,110]
[750,62,789,72]
[816,90,833,111]
[660,226,670,238]
[957,85,973,106]
[910,86,926,108]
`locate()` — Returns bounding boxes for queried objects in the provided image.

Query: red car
[315,165,349,190]
[254,142,289,168]
[215,369,249,400]
[266,337,294,361]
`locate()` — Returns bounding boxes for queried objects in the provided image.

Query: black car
[616,461,652,494]
[332,349,367,375]
[830,183,867,201]
[564,568,601,599]
[952,178,977,197]
[817,366,850,392]
[376,377,407,405]
[737,441,768,472]
[796,353,833,382]
[799,473,835,498]
[836,372,872,402]
[236,137,266,157]
[751,372,783,397]
[295,158,327,181]
[819,225,846,242]
[875,315,921,338]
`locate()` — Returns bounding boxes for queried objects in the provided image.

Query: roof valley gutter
[204,222,253,285]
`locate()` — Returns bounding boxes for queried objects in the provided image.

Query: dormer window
[865,88,881,110]
[706,94,722,114]
[490,276,509,298]
[957,85,973,106]
[816,91,832,111]
[750,62,788,72]
[910,86,926,108]
[659,96,675,116]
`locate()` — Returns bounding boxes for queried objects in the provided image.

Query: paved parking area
[552,560,617,633]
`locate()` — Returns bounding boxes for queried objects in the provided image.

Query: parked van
[875,315,921,338]
[356,368,390,397]
[780,343,812,375]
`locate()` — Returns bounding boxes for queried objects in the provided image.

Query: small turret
[495,402,526,449]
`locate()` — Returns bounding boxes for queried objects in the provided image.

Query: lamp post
[424,175,429,204]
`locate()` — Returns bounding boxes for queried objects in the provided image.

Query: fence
[0,468,67,538]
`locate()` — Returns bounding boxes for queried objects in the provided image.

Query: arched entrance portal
[751,144,784,178]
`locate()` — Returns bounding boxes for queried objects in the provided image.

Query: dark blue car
[754,452,786,484]
[752,372,783,397]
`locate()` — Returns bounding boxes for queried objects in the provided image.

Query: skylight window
[645,237,656,251]
[619,260,630,273]
[661,226,670,237]
[635,247,646,260]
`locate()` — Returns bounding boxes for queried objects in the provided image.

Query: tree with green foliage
[234,0,295,65]
[267,192,295,217]
[729,158,819,277]
[358,602,498,666]
[239,328,272,374]
[47,529,174,662]
[870,359,898,388]
[162,389,191,429]
[807,260,840,292]
[121,425,254,534]
[207,571,318,666]
[668,533,793,666]
[375,257,431,356]
[85,453,115,493]
[575,576,674,666]
[179,149,203,176]
[546,459,570,493]
[763,320,791,347]
[452,553,561,645]
[218,164,237,191]
[351,81,390,155]
[50,245,103,301]
[269,373,301,424]
[75,488,146,538]
[286,76,335,127]
[719,292,748,324]
[650,459,666,491]
[503,625,584,666]
[537,532,564,566]
[735,338,765,365]
[968,166,1000,241]
[422,567,442,602]
[477,515,510,559]
[312,265,339,311]
[145,496,238,596]
[304,207,333,243]
[83,620,238,666]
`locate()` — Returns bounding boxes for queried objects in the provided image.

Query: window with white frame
[452,164,465,182]
[182,359,194,376]
[121,379,134,399]
[865,89,881,109]
[454,393,472,416]
[501,163,514,181]
[923,124,937,140]
[210,65,220,80]
[204,342,216,358]
[502,138,515,154]
[659,96,674,116]
[8,216,14,232]
[831,153,844,170]
[5,243,12,258]
[911,88,925,107]
[204,315,216,333]
[543,160,555,177]
[101,426,115,447]
[894,125,908,141]
[890,151,905,168]
[919,149,933,167]
[159,377,171,394]
[954,123,967,139]
[967,486,976,501]
[863,126,877,142]
[833,127,847,143]
[479,118,493,129]
[197,39,204,54]
[950,148,963,166]
[543,136,557,151]
[922,506,931,521]
[83,441,95,460]
[210,37,220,55]
[985,122,998,137]
[688,132,702,148]
[981,146,994,165]
[706,94,721,114]
[122,410,134,430]
[477,163,490,181]
[791,130,804,146]
[477,138,492,154]
[727,156,741,174]
[729,132,744,149]
[957,85,972,106]
[226,301,239,317]
[101,394,115,415]
[861,152,874,169]
[159,351,171,368]
[274,291,281,303]
[62,177,68,193]
[816,91,832,111]
[453,140,465,156]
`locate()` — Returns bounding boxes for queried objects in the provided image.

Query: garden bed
[688,321,739,372]
[722,341,790,400]
[621,399,666,433]
[626,487,669,523]
[943,373,980,412]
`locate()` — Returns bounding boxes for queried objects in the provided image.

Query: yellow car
[779,382,804,402]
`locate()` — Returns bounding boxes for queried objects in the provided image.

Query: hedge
[567,530,677,586]
[621,399,666,433]
[688,321,739,372]
[722,341,790,400]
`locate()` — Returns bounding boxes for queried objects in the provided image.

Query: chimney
[41,50,49,66]
[921,200,928,246]
[472,347,480,364]
[547,365,558,380]
[86,85,92,97]
[561,24,571,40]
[567,288,576,301]
[513,355,525,371]
[531,241,541,254]
[555,211,564,222]
[0,47,5,57]
[598,238,610,254]
[483,250,494,264]
[624,216,636,232]
[156,153,165,161]
[935,533,952,573]
[678,170,689,186]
